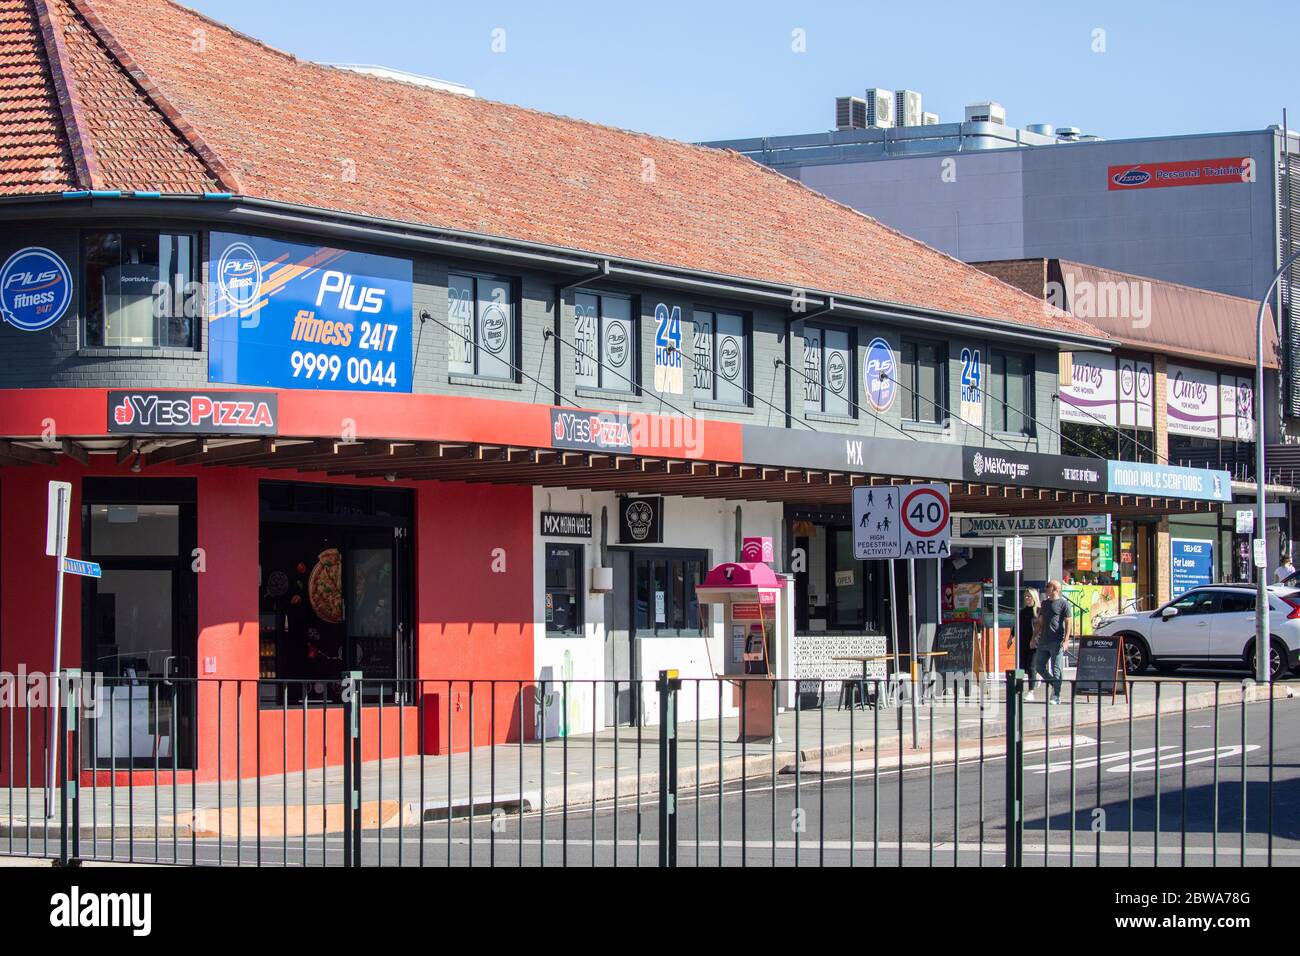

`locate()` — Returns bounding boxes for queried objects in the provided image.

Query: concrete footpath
[2,677,1293,844]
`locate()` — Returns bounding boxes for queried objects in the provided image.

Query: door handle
[163,655,176,686]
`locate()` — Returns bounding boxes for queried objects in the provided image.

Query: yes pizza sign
[853,482,950,559]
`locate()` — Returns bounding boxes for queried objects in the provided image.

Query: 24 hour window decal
[207,231,413,392]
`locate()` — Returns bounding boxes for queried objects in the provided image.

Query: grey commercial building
[704,116,1300,436]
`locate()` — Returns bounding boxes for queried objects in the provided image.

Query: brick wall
[969,259,1048,299]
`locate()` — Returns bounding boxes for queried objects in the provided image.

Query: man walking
[1027,579,1071,703]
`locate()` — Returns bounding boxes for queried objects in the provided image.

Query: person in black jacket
[1018,588,1041,674]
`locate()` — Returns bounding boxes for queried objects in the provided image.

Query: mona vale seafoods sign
[208,232,413,392]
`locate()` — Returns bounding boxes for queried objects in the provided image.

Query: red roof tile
[2,0,1103,339]
[0,0,76,193]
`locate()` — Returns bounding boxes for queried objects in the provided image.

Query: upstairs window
[900,338,946,424]
[448,272,515,381]
[574,292,635,392]
[83,230,198,348]
[804,325,854,416]
[693,310,747,405]
[989,351,1034,434]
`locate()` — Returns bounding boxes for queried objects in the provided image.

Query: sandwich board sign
[853,483,950,559]
[1074,636,1128,702]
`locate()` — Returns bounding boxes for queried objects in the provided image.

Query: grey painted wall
[0,217,1062,454]
[787,129,1280,302]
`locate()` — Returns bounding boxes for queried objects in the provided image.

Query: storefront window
[988,351,1033,434]
[804,324,853,416]
[83,230,198,348]
[900,337,946,423]
[574,292,635,392]
[447,272,516,380]
[545,543,584,636]
[693,310,747,405]
[257,481,412,705]
[633,552,705,636]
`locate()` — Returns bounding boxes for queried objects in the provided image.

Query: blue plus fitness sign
[0,246,73,332]
[864,336,897,412]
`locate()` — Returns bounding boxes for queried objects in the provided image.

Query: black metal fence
[0,669,1293,866]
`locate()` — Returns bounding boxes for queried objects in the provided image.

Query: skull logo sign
[625,500,655,542]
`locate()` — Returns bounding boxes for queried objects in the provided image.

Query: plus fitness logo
[863,337,897,412]
[215,240,263,311]
[0,246,73,331]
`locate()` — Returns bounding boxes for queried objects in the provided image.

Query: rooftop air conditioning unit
[894,89,922,127]
[964,101,1006,125]
[835,96,867,130]
[864,88,895,128]
[921,111,940,125]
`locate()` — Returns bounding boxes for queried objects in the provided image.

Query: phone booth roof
[696,561,782,603]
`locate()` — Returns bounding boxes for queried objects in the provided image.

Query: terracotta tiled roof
[1,0,1102,339]
[0,0,75,192]
[0,0,224,194]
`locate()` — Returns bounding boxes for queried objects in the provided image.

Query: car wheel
[1249,640,1288,681]
[1120,635,1149,674]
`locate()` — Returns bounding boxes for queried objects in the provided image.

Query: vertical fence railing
[0,670,1290,867]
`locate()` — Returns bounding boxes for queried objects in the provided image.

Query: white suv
[1092,584,1300,680]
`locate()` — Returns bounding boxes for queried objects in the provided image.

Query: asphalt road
[52,690,1300,867]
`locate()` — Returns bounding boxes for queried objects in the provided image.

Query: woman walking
[1018,588,1040,674]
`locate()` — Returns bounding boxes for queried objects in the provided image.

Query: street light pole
[1254,246,1300,683]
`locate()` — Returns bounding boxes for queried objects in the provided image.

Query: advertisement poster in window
[863,337,897,413]
[1219,374,1254,441]
[1060,352,1117,426]
[1118,357,1154,429]
[1166,363,1219,438]
[1170,537,1214,593]
[653,303,683,395]
[959,347,983,426]
[208,231,413,392]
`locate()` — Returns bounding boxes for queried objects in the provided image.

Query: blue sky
[185,0,1298,143]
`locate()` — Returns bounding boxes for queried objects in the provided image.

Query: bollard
[657,670,681,867]
[1004,669,1024,868]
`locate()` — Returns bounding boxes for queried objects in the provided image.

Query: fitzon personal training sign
[853,482,950,559]
[0,247,73,332]
[207,231,413,393]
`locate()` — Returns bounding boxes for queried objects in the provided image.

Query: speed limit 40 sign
[853,482,950,559]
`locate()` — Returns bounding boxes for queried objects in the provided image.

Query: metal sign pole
[907,558,918,749]
[888,559,900,675]
[46,485,68,819]
[991,539,1000,681]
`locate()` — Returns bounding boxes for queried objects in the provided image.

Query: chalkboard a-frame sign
[931,621,982,676]
[1074,636,1128,701]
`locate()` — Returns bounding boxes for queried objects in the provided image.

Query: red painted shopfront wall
[0,460,534,785]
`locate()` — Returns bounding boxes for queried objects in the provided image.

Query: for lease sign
[1108,157,1254,191]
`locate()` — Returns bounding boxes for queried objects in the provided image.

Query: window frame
[573,289,639,394]
[446,269,521,382]
[899,336,948,424]
[80,227,201,350]
[803,322,857,417]
[544,542,586,638]
[692,308,751,406]
[988,349,1036,436]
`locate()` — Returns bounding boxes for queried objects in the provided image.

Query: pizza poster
[208,231,413,392]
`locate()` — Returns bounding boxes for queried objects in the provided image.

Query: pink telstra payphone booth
[696,561,791,743]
